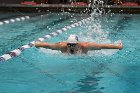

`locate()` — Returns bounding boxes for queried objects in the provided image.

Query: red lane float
[121,2,139,6]
[21,1,38,5]
[71,2,87,6]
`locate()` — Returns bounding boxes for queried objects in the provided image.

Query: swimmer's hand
[35,41,42,48]
[35,41,50,49]
[114,40,123,50]
[118,42,123,50]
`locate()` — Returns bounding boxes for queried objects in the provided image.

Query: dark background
[0,0,139,4]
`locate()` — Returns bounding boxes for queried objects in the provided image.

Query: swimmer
[35,34,123,54]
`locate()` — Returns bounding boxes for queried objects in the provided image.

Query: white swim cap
[67,34,79,43]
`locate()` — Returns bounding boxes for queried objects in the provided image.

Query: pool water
[0,12,140,93]
[0,12,88,55]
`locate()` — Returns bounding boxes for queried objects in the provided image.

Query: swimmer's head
[67,35,79,54]
[67,34,79,43]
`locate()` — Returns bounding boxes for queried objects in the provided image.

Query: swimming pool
[0,12,140,93]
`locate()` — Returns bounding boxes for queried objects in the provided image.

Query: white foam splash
[114,40,122,44]
[78,4,120,56]
[39,48,61,55]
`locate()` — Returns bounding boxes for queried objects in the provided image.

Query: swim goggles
[67,43,78,48]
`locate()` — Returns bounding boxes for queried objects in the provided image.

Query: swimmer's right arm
[35,42,50,48]
[35,42,64,50]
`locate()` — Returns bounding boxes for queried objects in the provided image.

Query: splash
[79,0,109,43]
[79,0,120,56]
[39,48,61,55]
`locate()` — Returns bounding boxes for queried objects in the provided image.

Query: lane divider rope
[0,17,91,62]
[0,16,30,25]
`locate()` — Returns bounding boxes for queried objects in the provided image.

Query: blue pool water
[0,12,140,93]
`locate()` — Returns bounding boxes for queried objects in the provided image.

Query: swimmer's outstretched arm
[86,42,123,50]
[35,42,64,50]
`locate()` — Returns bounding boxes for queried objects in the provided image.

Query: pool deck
[0,4,140,14]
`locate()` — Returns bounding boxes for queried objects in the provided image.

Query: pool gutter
[0,4,140,14]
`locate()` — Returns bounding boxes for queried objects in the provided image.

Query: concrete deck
[0,4,140,14]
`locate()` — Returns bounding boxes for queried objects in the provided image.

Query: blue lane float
[0,17,91,62]
[0,16,30,25]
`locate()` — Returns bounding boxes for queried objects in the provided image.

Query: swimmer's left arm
[98,43,123,50]
[85,42,123,50]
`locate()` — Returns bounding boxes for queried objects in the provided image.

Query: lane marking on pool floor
[0,17,91,62]
[0,16,30,26]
